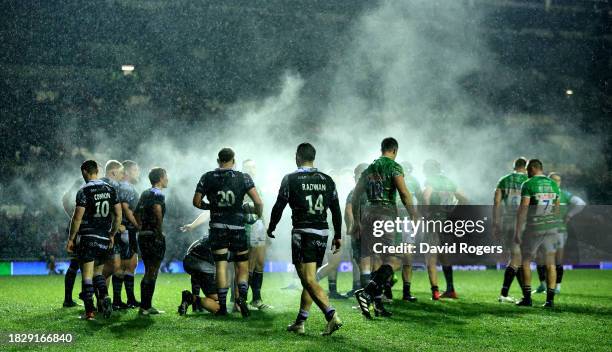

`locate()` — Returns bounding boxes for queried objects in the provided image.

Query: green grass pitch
[0,270,611,351]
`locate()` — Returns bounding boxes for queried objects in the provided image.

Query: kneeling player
[178,235,220,315]
[66,160,122,320]
[267,142,342,336]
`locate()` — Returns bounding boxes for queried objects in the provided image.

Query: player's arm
[394,175,418,220]
[121,202,140,230]
[180,211,210,232]
[422,186,432,206]
[455,190,469,205]
[344,202,354,236]
[192,192,211,210]
[246,187,264,219]
[566,195,586,222]
[109,203,122,247]
[514,197,530,244]
[351,175,366,237]
[66,206,85,253]
[152,204,164,237]
[329,182,342,253]
[267,176,289,238]
[492,188,503,237]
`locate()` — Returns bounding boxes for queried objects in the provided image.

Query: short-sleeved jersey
[184,236,215,274]
[119,181,139,227]
[278,168,339,230]
[360,156,404,207]
[135,187,166,232]
[75,179,118,237]
[496,172,528,218]
[520,175,560,231]
[196,169,255,227]
[424,174,458,206]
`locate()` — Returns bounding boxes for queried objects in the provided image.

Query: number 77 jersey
[278,167,339,232]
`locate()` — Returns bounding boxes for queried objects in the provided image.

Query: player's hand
[109,235,115,249]
[267,228,275,239]
[180,224,193,232]
[66,239,74,253]
[119,224,126,233]
[331,238,341,254]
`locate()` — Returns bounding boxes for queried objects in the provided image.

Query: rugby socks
[365,265,393,297]
[140,278,157,310]
[217,287,229,313]
[112,274,124,303]
[124,273,136,303]
[360,272,371,290]
[403,282,412,299]
[191,275,201,296]
[93,274,108,298]
[516,266,525,289]
[81,278,95,314]
[442,266,454,292]
[546,288,555,304]
[537,265,547,284]
[556,265,564,285]
[328,279,338,295]
[431,285,439,294]
[500,266,516,297]
[251,271,264,301]
[323,306,336,322]
[296,309,309,324]
[237,281,249,301]
[64,260,79,302]
[522,284,532,301]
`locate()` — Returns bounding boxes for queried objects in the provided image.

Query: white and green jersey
[496,171,528,219]
[520,175,561,231]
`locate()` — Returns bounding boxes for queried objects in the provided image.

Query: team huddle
[61,137,584,336]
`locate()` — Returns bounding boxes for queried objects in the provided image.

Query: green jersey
[244,185,262,234]
[520,175,561,231]
[361,156,404,207]
[396,174,422,216]
[496,171,528,218]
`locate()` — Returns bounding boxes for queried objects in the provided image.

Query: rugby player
[494,158,528,303]
[116,160,141,308]
[533,172,585,294]
[180,211,211,312]
[61,178,85,307]
[65,160,121,320]
[242,159,272,309]
[268,142,343,335]
[135,167,169,315]
[352,138,418,318]
[342,164,369,298]
[514,159,560,308]
[98,160,129,309]
[178,235,220,315]
[193,148,263,317]
[422,159,468,300]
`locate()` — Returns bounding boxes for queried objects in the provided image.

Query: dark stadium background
[0,0,610,261]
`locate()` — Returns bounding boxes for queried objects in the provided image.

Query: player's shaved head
[105,160,123,174]
[296,143,316,163]
[81,160,98,175]
[381,137,399,153]
[218,148,235,164]
[513,157,527,170]
[527,159,543,170]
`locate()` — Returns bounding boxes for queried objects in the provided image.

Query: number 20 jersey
[195,168,255,227]
[75,179,118,237]
[278,168,339,231]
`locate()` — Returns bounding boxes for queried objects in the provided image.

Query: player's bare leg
[426,253,440,300]
[499,244,521,303]
[213,248,230,316]
[317,248,346,299]
[249,245,271,309]
[294,262,341,335]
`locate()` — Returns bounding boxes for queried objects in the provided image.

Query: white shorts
[248,220,267,248]
[521,228,561,260]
